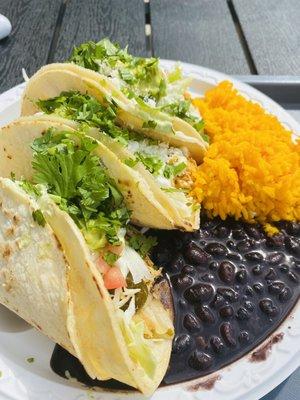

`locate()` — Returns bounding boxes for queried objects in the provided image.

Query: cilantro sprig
[31,129,130,249]
[127,227,157,258]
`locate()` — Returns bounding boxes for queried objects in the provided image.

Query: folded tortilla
[21,63,208,162]
[0,176,173,394]
[0,116,189,230]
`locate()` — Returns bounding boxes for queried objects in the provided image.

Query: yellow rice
[192,81,300,225]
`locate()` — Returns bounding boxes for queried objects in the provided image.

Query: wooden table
[0,1,299,399]
[1,0,300,94]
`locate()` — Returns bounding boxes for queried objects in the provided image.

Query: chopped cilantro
[69,39,167,102]
[127,230,157,258]
[26,357,35,363]
[37,91,143,146]
[142,120,157,129]
[20,180,41,198]
[31,129,130,249]
[103,251,119,265]
[124,158,138,168]
[136,153,164,175]
[163,162,186,179]
[32,210,46,227]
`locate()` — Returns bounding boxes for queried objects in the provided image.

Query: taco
[0,116,197,230]
[0,129,174,393]
[21,83,200,230]
[21,59,208,163]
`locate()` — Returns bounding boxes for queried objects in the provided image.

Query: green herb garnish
[31,129,130,249]
[103,251,119,265]
[32,210,46,227]
[163,162,186,179]
[26,357,35,363]
[135,153,164,176]
[142,120,157,129]
[127,229,157,258]
[37,91,143,146]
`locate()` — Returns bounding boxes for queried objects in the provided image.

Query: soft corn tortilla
[0,116,177,230]
[0,178,173,394]
[21,63,208,162]
[0,178,74,354]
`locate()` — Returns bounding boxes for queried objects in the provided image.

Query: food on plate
[21,60,208,163]
[0,116,199,230]
[0,37,299,395]
[22,87,200,230]
[192,81,300,229]
[0,121,174,394]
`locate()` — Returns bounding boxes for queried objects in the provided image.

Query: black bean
[253,283,264,293]
[259,299,278,317]
[285,237,300,257]
[172,334,192,354]
[252,265,263,275]
[286,222,300,236]
[220,322,236,347]
[245,251,264,262]
[266,234,285,249]
[211,293,226,308]
[268,281,285,295]
[244,301,254,311]
[209,261,219,271]
[232,229,248,240]
[182,265,195,275]
[189,351,213,370]
[185,283,214,303]
[279,264,289,273]
[218,261,235,284]
[183,313,201,332]
[210,336,225,354]
[213,225,229,238]
[227,253,242,261]
[245,286,255,297]
[236,269,248,284]
[245,226,261,240]
[219,305,234,319]
[279,287,293,302]
[267,252,285,265]
[288,271,299,283]
[195,335,208,349]
[184,242,211,264]
[172,274,193,289]
[217,288,239,302]
[239,331,250,343]
[265,268,277,281]
[236,307,250,321]
[237,239,253,252]
[195,305,215,324]
[205,242,228,256]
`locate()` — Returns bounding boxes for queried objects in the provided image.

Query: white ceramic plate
[0,61,299,400]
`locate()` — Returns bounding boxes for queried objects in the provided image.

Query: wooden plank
[150,0,250,74]
[53,0,147,62]
[0,0,62,93]
[233,0,300,75]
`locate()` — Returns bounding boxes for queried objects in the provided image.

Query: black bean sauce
[50,217,299,388]
[152,217,299,384]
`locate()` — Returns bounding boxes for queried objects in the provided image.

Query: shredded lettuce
[121,317,156,379]
[31,128,130,249]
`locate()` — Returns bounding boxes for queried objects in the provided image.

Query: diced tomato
[96,256,110,274]
[103,267,126,290]
[106,242,125,256]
